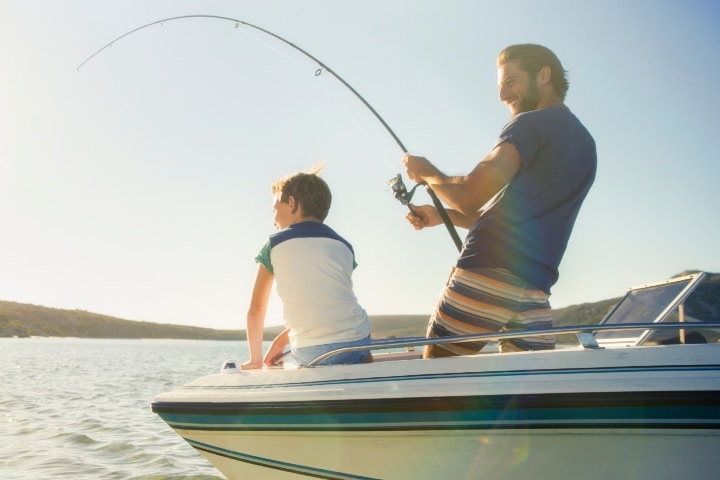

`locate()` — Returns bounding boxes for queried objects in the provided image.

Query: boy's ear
[289,195,299,214]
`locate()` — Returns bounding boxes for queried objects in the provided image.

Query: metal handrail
[305,321,720,367]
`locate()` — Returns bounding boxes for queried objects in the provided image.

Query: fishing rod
[77,14,463,251]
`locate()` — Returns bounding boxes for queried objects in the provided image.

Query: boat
[151,272,720,479]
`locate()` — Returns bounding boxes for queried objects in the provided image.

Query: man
[403,44,596,357]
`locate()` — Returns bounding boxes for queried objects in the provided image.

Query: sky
[1,0,719,330]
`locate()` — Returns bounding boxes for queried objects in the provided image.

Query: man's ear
[537,66,552,86]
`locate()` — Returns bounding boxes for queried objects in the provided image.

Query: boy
[241,167,371,369]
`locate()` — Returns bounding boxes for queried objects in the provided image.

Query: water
[0,337,256,479]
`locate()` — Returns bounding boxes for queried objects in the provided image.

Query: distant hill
[0,300,249,340]
[2,271,717,341]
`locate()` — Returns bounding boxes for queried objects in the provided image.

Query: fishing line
[77,14,463,251]
[232,22,316,76]
[315,72,396,171]
[234,22,393,173]
[315,74,412,203]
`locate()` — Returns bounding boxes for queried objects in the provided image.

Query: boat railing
[305,321,720,367]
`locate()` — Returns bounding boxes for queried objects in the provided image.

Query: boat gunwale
[306,321,720,366]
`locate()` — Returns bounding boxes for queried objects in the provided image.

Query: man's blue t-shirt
[456,107,597,293]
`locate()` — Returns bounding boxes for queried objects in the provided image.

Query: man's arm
[406,204,481,230]
[403,142,522,215]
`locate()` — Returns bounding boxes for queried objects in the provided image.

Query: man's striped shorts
[426,266,556,355]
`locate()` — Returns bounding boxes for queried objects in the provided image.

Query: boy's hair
[497,44,569,100]
[272,166,332,221]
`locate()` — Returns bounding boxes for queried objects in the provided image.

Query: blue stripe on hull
[188,439,379,479]
[154,391,720,431]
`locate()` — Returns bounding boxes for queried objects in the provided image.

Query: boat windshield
[595,272,706,346]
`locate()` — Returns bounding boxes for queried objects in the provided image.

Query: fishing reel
[387,174,420,206]
[388,173,463,250]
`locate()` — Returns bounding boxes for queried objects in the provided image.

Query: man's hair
[498,44,569,100]
[272,165,332,221]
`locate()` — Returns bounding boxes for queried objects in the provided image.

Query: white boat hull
[178,428,718,479]
[153,344,720,479]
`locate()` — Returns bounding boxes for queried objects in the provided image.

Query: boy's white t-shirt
[255,221,370,348]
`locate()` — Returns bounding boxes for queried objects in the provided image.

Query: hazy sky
[2,0,719,330]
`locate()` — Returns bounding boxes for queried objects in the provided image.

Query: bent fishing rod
[77,14,463,251]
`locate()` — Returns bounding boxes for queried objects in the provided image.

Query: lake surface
[0,337,257,479]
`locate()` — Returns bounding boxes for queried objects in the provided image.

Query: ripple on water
[1,338,242,480]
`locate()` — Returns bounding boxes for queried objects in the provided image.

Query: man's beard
[517,80,541,114]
